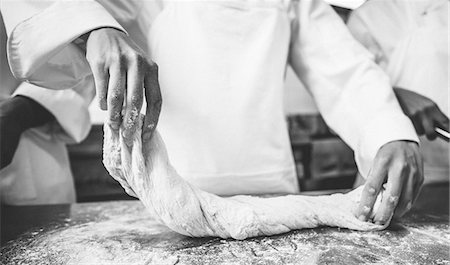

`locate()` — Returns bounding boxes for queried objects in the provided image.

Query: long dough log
[103,116,386,240]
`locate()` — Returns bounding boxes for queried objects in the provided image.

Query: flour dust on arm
[103,115,387,240]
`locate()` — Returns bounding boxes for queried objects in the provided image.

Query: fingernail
[359,215,366,221]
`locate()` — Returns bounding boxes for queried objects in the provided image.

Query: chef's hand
[356,141,423,225]
[86,28,162,143]
[0,96,54,169]
[394,87,449,140]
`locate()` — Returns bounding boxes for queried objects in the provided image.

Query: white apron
[2,0,419,196]
[0,81,93,205]
[0,128,76,205]
[148,1,298,195]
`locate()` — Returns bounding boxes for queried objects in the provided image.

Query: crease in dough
[103,115,387,240]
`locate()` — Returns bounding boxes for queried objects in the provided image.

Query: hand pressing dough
[103,116,386,240]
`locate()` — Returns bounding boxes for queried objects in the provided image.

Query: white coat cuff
[13,83,91,144]
[7,0,126,80]
[355,111,419,178]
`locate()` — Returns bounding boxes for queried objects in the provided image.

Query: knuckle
[127,51,142,64]
[423,106,433,114]
[111,91,121,100]
[109,54,120,63]
[145,122,156,130]
[387,195,399,205]
[95,79,106,90]
[109,111,122,122]
[425,103,438,112]
[109,119,120,127]
[155,96,163,107]
[410,111,421,119]
[85,52,96,63]
[376,155,390,166]
[137,53,145,64]
[148,61,159,72]
[130,95,143,107]
[98,94,107,103]
[427,131,437,140]
[110,53,126,64]
[393,160,408,174]
[361,205,371,214]
[109,91,124,103]
[364,184,377,196]
[399,161,409,172]
[119,54,127,64]
[89,58,105,71]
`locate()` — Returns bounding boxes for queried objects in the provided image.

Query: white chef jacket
[348,0,449,183]
[1,0,418,196]
[0,82,94,205]
[0,8,94,204]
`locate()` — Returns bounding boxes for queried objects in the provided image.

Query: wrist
[87,27,125,41]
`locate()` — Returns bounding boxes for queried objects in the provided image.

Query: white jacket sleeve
[288,0,419,178]
[1,0,149,142]
[1,0,125,91]
[0,0,135,142]
[13,83,92,143]
[346,10,384,65]
[1,0,162,142]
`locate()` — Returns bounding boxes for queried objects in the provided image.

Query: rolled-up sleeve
[1,0,125,90]
[288,0,418,178]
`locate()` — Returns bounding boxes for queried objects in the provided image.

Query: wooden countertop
[1,183,448,264]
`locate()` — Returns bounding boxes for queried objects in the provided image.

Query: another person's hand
[0,96,54,169]
[355,141,423,225]
[86,28,162,144]
[394,87,449,140]
[0,98,23,169]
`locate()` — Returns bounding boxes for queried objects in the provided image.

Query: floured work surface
[101,116,385,240]
[1,195,449,265]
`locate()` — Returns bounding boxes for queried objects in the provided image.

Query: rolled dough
[103,116,386,240]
